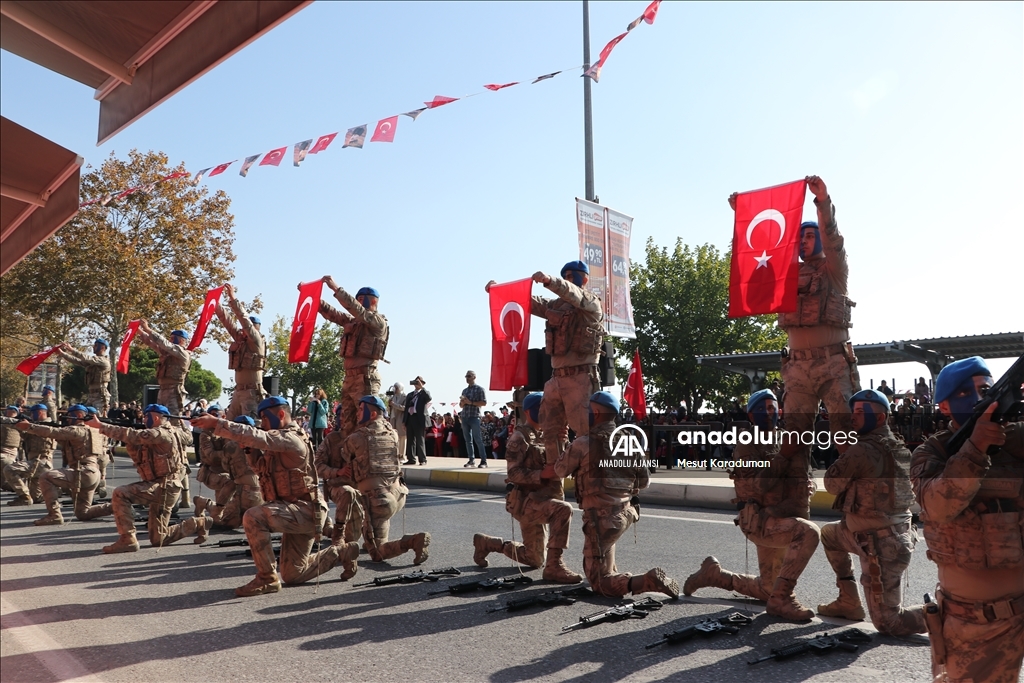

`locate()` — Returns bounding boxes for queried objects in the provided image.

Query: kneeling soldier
[4,404,55,505]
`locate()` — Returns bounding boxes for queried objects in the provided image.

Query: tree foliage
[264,316,345,410]
[616,239,786,415]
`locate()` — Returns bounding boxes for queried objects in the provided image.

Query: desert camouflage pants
[581,504,643,597]
[340,365,381,440]
[111,477,200,545]
[157,385,185,417]
[242,500,339,585]
[84,389,110,417]
[502,490,574,568]
[42,466,108,520]
[207,484,263,529]
[733,510,821,600]
[227,382,265,421]
[197,466,235,506]
[1,447,18,472]
[331,482,411,561]
[821,520,925,636]
[933,590,1024,683]
[781,349,860,436]
[4,457,51,500]
[541,370,599,460]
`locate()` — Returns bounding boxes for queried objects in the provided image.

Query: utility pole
[583,0,596,202]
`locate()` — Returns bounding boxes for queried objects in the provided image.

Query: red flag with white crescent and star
[16,347,59,376]
[117,320,142,374]
[488,278,532,391]
[371,116,398,143]
[290,280,323,363]
[260,147,287,167]
[188,286,224,351]
[623,349,648,421]
[728,178,807,317]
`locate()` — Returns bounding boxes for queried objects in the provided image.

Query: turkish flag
[489,279,532,391]
[208,161,234,177]
[188,286,224,350]
[309,133,338,155]
[584,32,628,82]
[117,320,142,374]
[16,347,59,376]
[728,179,807,318]
[623,349,648,421]
[289,280,323,363]
[484,82,519,91]
[371,116,398,143]
[260,147,287,167]
[424,95,458,109]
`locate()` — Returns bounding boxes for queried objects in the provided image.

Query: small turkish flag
[309,133,338,155]
[117,320,142,374]
[728,179,807,317]
[188,286,224,350]
[16,347,59,376]
[371,116,398,143]
[489,279,532,391]
[623,349,648,421]
[208,161,234,177]
[260,147,287,167]
[424,95,458,109]
[584,32,628,82]
[484,82,519,91]
[290,280,323,363]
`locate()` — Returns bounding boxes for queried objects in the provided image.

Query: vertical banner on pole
[606,207,636,338]
[575,198,608,310]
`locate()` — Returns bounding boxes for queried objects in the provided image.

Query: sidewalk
[401,457,844,516]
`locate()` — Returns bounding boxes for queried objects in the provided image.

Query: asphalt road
[0,468,938,683]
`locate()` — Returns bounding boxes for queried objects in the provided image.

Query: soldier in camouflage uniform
[14,405,112,525]
[194,415,265,528]
[818,389,926,635]
[1,406,23,480]
[910,357,1023,683]
[40,385,57,419]
[89,404,206,553]
[473,392,581,583]
[317,276,388,440]
[684,390,821,620]
[215,284,266,420]
[314,421,350,537]
[191,396,357,596]
[58,338,111,417]
[325,396,430,580]
[551,392,678,599]
[4,404,55,505]
[136,321,192,416]
[193,405,235,515]
[84,406,112,500]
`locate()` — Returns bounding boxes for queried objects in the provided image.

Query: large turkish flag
[117,320,142,374]
[728,179,806,317]
[623,349,648,421]
[16,347,59,376]
[289,280,323,363]
[188,286,224,350]
[489,279,532,391]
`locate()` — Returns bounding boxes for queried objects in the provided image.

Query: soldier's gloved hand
[806,175,828,202]
[485,280,497,293]
[532,272,551,285]
[84,416,102,429]
[968,402,1006,454]
[339,465,352,480]
[727,193,738,211]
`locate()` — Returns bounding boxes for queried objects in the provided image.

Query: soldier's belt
[940,590,1024,624]
[551,363,598,378]
[854,521,911,542]
[787,343,848,361]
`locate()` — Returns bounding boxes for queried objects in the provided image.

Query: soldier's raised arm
[806,176,848,294]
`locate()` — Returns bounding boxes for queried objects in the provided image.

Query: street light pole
[583,0,596,202]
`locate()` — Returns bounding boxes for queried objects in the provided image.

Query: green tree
[264,316,345,411]
[616,239,786,415]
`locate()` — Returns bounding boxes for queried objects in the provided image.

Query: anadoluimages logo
[608,423,648,457]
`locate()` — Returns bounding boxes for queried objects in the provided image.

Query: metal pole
[583,0,595,202]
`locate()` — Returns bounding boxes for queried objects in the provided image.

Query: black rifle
[646,612,753,648]
[747,628,872,665]
[225,538,332,559]
[946,354,1024,455]
[352,567,462,587]
[561,597,664,632]
[201,534,281,549]
[428,574,534,595]
[486,586,593,613]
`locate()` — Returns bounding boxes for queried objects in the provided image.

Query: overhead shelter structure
[697,332,1024,391]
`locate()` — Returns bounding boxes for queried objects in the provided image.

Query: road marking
[0,595,106,683]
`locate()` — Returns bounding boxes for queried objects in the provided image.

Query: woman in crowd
[307,388,329,448]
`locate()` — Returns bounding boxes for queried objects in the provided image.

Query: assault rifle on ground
[747,628,872,665]
[946,354,1024,455]
[353,567,461,587]
[486,586,592,613]
[561,597,664,632]
[428,574,534,595]
[645,612,753,648]
[225,538,332,559]
[201,534,280,549]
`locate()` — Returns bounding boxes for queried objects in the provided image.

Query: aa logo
[608,424,648,458]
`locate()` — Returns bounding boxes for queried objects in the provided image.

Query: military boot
[193,496,211,518]
[33,512,64,526]
[339,542,360,581]
[103,533,140,554]
[731,574,772,602]
[767,577,814,621]
[409,532,431,565]
[7,495,33,506]
[94,484,108,500]
[473,533,504,567]
[630,568,680,599]
[818,578,866,620]
[235,574,282,597]
[193,516,209,545]
[542,548,583,584]
[683,556,735,596]
[179,495,191,510]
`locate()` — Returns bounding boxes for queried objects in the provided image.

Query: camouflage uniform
[196,430,235,507]
[98,422,204,550]
[314,430,352,536]
[138,329,191,416]
[215,300,266,420]
[553,420,677,598]
[60,347,111,416]
[531,277,604,459]
[1,416,22,474]
[821,423,926,635]
[911,422,1024,683]
[20,423,110,524]
[215,420,341,590]
[201,436,263,529]
[320,289,388,439]
[4,429,55,504]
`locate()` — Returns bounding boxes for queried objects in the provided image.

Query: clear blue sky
[2,1,1021,407]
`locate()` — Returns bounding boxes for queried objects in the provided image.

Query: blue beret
[849,389,891,412]
[249,316,261,325]
[86,406,99,414]
[207,404,222,412]
[233,415,256,426]
[562,260,590,275]
[42,385,54,392]
[144,404,170,415]
[94,338,109,347]
[31,404,48,412]
[171,330,189,339]
[356,287,380,299]
[522,392,543,413]
[68,404,89,414]
[359,395,387,413]
[589,391,620,413]
[935,356,991,404]
[747,389,778,413]
[258,396,289,415]
[800,221,819,231]
[6,405,20,412]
